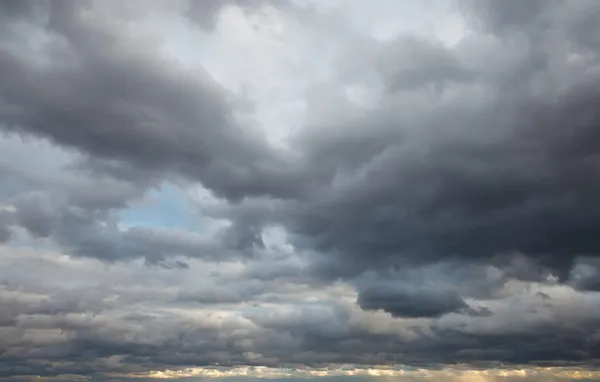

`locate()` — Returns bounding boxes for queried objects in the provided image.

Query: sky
[1,0,600,381]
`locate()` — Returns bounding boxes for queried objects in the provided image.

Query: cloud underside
[1,0,600,379]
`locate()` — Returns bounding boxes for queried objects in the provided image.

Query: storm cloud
[1,0,600,380]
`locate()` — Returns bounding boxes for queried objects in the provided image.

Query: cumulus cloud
[1,0,600,380]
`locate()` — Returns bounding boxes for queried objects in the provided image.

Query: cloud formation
[1,0,600,380]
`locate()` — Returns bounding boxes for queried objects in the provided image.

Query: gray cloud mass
[1,0,600,380]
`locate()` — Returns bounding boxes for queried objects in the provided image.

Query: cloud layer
[1,0,600,380]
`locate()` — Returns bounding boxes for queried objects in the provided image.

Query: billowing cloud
[1,0,600,380]
[356,282,470,318]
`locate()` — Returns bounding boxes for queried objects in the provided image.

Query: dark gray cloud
[0,0,40,22]
[356,283,469,318]
[2,0,600,379]
[266,0,600,284]
[0,0,298,202]
[459,0,554,34]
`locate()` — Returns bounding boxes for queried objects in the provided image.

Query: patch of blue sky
[118,182,200,231]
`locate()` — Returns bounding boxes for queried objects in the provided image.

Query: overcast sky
[1,0,600,381]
